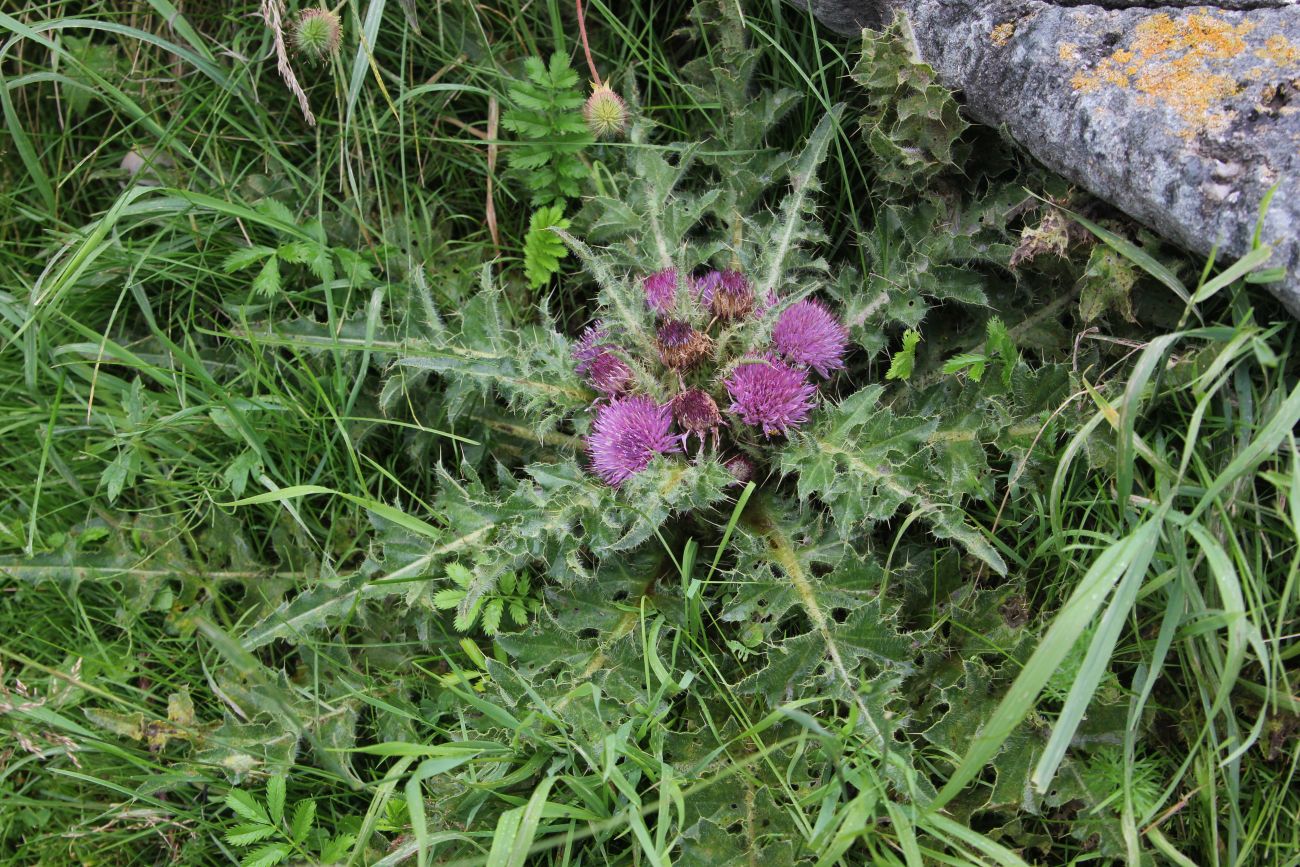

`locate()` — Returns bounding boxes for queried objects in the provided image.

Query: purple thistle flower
[772,299,848,378]
[656,319,712,371]
[711,269,754,320]
[724,356,817,437]
[585,352,634,396]
[573,322,633,395]
[690,270,723,307]
[573,323,609,366]
[587,395,680,486]
[642,269,679,314]
[672,388,722,435]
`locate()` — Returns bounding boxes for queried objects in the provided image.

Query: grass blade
[931,518,1162,811]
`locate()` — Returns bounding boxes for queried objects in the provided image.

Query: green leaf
[503,53,592,205]
[255,197,296,227]
[851,21,969,189]
[60,36,121,116]
[523,205,571,288]
[985,316,1018,385]
[101,448,135,503]
[941,352,987,382]
[446,562,472,588]
[930,518,1162,811]
[223,245,276,273]
[1077,246,1138,324]
[225,789,270,825]
[319,834,356,863]
[431,588,465,610]
[240,842,290,867]
[737,498,913,747]
[225,823,278,847]
[481,597,504,635]
[223,450,262,498]
[886,329,921,381]
[265,777,285,824]
[754,105,844,302]
[290,799,316,845]
[452,598,480,632]
[252,255,281,298]
[779,387,1006,573]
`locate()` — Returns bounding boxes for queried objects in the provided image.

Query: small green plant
[885,327,921,381]
[222,198,372,300]
[501,53,593,206]
[223,778,354,867]
[522,204,570,287]
[942,316,1019,384]
[433,564,540,634]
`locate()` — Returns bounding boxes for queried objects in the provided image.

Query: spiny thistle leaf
[389,265,589,427]
[851,15,968,190]
[778,386,1007,573]
[734,497,919,745]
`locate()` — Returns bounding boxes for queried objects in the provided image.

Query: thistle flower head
[573,322,610,366]
[642,269,679,314]
[710,269,754,320]
[584,352,634,396]
[584,84,627,139]
[293,8,342,60]
[723,356,817,437]
[587,395,680,486]
[691,270,722,307]
[672,388,722,435]
[656,320,712,371]
[772,299,848,378]
[724,454,756,485]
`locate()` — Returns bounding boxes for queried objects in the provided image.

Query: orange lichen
[1256,34,1300,68]
[1058,43,1080,64]
[1071,13,1258,136]
[991,22,1016,48]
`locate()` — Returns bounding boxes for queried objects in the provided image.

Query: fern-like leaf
[502,53,592,206]
[522,205,570,288]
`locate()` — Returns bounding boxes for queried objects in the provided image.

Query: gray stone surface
[799,0,1300,316]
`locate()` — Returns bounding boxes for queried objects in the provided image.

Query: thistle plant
[570,264,848,487]
[239,11,1079,856]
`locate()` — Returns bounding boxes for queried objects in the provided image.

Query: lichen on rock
[1070,13,1263,136]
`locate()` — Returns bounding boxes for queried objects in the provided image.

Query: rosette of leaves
[250,0,1016,695]
[235,8,1092,861]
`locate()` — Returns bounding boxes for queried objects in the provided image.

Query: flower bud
[656,320,713,371]
[672,389,722,435]
[293,8,342,61]
[710,269,754,320]
[724,455,756,485]
[584,84,627,139]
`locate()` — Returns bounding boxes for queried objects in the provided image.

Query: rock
[799,0,1300,317]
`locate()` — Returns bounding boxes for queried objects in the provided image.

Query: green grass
[2,0,1299,864]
